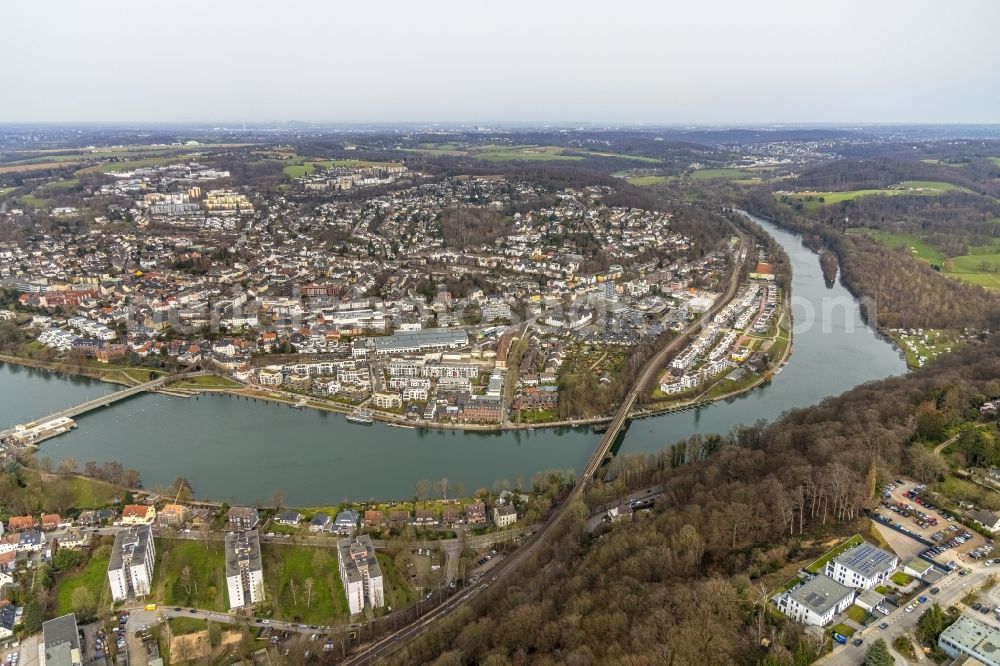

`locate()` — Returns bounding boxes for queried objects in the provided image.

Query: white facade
[338,536,384,615]
[107,525,155,602]
[775,575,855,627]
[225,531,265,610]
[824,543,899,590]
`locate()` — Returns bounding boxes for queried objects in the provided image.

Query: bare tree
[439,477,449,501]
[304,577,315,607]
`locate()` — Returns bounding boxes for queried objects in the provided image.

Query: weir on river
[0,215,906,505]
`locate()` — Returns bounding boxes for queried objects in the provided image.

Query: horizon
[6,0,1000,125]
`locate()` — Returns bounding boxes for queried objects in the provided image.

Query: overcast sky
[5,0,999,125]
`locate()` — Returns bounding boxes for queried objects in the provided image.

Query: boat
[346,409,374,425]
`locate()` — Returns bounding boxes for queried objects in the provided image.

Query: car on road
[905,604,915,613]
[174,607,182,611]
[878,622,889,630]
[918,596,928,603]
[189,609,198,614]
[853,638,864,647]
[930,587,940,594]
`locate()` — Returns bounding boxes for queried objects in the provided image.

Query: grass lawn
[118,368,162,384]
[852,229,946,264]
[947,252,1000,289]
[690,167,766,181]
[626,175,670,187]
[0,187,15,197]
[79,156,192,174]
[473,145,583,162]
[778,180,969,210]
[154,538,228,611]
[377,553,416,611]
[580,151,661,163]
[55,552,111,616]
[845,605,869,623]
[804,534,864,574]
[262,543,349,623]
[174,374,242,389]
[17,194,48,208]
[40,178,80,191]
[830,622,856,638]
[168,617,207,636]
[518,408,559,424]
[890,571,914,586]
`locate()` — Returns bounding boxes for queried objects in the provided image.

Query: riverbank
[0,352,142,387]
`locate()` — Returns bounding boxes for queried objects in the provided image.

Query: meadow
[777,180,969,210]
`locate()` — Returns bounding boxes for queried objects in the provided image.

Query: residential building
[157,504,188,526]
[824,542,899,590]
[228,506,260,531]
[939,615,1000,665]
[465,500,487,525]
[493,505,517,528]
[121,505,156,525]
[309,513,332,532]
[774,575,856,626]
[334,510,359,535]
[39,614,81,666]
[337,536,384,615]
[107,525,156,602]
[364,510,382,529]
[274,510,302,526]
[0,603,15,640]
[225,531,265,610]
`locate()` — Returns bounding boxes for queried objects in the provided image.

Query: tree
[207,621,222,648]
[71,587,97,619]
[180,564,193,599]
[304,577,315,607]
[865,638,894,666]
[439,478,449,500]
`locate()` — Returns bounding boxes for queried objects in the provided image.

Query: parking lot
[877,479,991,563]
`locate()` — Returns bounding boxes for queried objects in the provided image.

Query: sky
[4,0,1000,125]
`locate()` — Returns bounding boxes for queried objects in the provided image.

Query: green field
[948,252,1000,289]
[845,605,869,623]
[55,551,111,616]
[17,194,49,208]
[263,544,348,623]
[41,178,80,191]
[778,180,969,210]
[579,151,661,164]
[283,158,398,178]
[857,229,1000,289]
[377,553,416,611]
[174,374,242,389]
[155,539,228,611]
[852,229,946,264]
[626,175,670,187]
[78,156,192,175]
[167,617,207,635]
[690,168,761,181]
[0,187,17,197]
[473,145,583,162]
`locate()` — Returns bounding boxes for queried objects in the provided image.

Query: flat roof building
[226,530,264,610]
[107,525,155,602]
[774,575,856,627]
[337,535,384,615]
[39,614,81,666]
[939,615,1000,665]
[825,542,899,590]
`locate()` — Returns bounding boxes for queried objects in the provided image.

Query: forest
[379,337,1000,666]
[745,189,1000,330]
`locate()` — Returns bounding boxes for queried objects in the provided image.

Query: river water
[0,215,907,504]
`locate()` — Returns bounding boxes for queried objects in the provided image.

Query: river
[0,215,907,504]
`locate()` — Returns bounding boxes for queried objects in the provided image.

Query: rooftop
[831,543,897,578]
[940,615,1000,664]
[787,575,854,616]
[225,530,263,577]
[109,525,151,571]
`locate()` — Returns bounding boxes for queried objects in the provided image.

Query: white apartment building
[824,543,899,590]
[774,575,856,627]
[337,536,384,615]
[107,525,155,602]
[225,531,265,610]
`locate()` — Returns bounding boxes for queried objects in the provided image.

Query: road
[338,227,751,664]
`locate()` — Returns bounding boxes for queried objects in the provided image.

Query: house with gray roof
[774,575,856,626]
[39,613,81,666]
